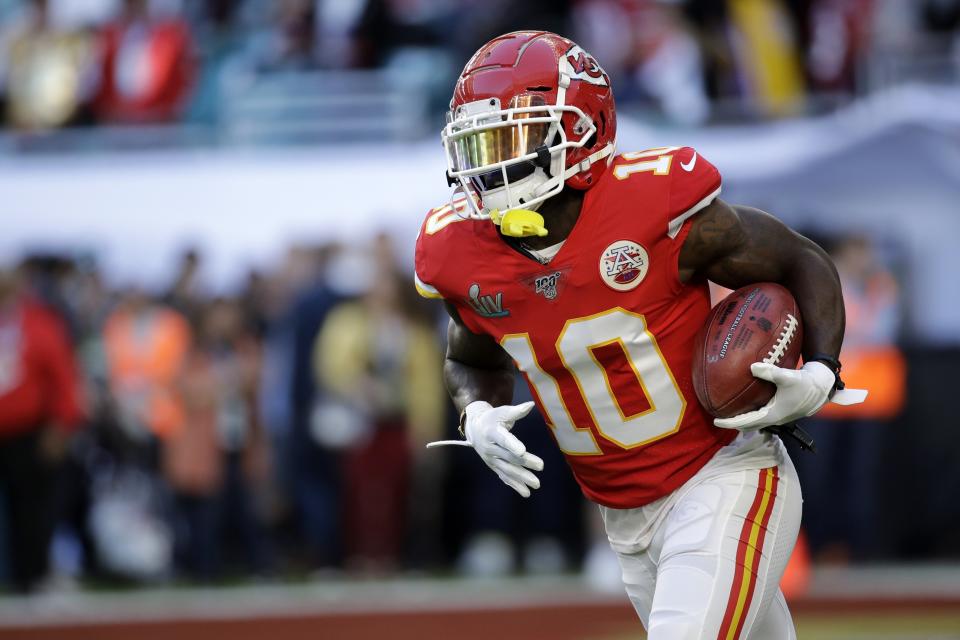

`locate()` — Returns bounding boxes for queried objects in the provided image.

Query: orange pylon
[781,529,811,599]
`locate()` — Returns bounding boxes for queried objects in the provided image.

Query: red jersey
[415,146,735,508]
[0,297,84,437]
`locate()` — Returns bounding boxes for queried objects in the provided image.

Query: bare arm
[437,302,543,497]
[679,199,844,360]
[442,302,515,414]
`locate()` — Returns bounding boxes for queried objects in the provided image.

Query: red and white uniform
[417,146,731,508]
[417,146,802,639]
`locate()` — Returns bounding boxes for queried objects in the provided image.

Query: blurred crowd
[0,0,958,132]
[0,237,596,593]
[0,0,936,598]
[0,229,909,593]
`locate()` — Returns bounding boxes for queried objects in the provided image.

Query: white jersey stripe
[667,186,722,239]
[414,272,442,299]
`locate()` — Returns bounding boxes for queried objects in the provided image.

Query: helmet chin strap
[482,167,550,213]
[485,167,552,238]
[489,142,617,238]
[562,142,616,180]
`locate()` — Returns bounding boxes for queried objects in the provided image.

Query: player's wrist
[803,355,844,395]
[799,361,837,402]
[806,353,841,374]
[459,400,493,438]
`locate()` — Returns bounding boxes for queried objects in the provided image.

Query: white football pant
[601,434,802,640]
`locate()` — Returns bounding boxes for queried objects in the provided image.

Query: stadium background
[0,0,958,638]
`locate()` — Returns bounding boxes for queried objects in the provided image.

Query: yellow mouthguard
[490,208,548,238]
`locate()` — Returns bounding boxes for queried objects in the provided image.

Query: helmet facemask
[442,93,596,220]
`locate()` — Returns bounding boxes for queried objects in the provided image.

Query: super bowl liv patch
[466,283,509,318]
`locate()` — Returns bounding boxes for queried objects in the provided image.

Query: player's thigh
[611,541,658,629]
[647,460,802,640]
[747,590,797,640]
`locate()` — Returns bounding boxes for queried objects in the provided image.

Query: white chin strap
[479,167,551,213]
[562,143,615,181]
[477,142,615,215]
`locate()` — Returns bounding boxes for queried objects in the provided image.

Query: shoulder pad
[413,199,473,300]
[665,146,722,238]
[607,146,722,238]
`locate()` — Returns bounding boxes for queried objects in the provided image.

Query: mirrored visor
[446,95,552,173]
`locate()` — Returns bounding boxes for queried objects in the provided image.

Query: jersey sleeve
[413,232,443,300]
[665,146,722,239]
[413,206,448,300]
[413,201,493,336]
[413,200,472,300]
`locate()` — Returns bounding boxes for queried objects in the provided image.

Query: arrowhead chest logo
[599,240,649,291]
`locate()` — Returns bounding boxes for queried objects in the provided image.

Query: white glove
[426,401,544,497]
[714,361,868,431]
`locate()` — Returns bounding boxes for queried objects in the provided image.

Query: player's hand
[713,361,837,431]
[426,401,544,497]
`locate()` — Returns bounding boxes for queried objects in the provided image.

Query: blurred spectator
[243,0,317,70]
[178,0,241,125]
[351,0,448,69]
[791,234,905,563]
[163,298,272,580]
[2,0,98,130]
[315,237,443,572]
[825,235,906,420]
[93,0,195,123]
[448,0,572,62]
[0,265,84,592]
[165,247,204,325]
[802,0,874,93]
[15,255,107,582]
[0,0,954,137]
[240,268,271,337]
[102,288,190,446]
[725,0,807,117]
[576,0,710,125]
[319,0,371,69]
[283,244,345,568]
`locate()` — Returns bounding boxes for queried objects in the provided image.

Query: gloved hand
[427,401,544,497]
[714,361,866,431]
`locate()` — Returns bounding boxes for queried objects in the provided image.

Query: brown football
[692,283,803,419]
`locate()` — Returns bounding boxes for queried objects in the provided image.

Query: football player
[415,31,863,639]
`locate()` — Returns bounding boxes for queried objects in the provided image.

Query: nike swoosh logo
[680,152,697,172]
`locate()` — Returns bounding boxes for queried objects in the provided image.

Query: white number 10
[501,308,686,455]
[612,147,679,180]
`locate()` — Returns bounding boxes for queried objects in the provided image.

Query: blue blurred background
[0,0,958,638]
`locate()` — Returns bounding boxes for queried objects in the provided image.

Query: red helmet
[442,31,617,219]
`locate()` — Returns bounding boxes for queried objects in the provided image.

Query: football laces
[763,314,798,366]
